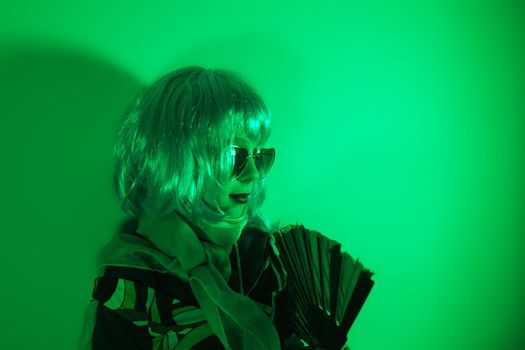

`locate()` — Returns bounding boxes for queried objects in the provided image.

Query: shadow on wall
[0,41,144,242]
[0,40,146,349]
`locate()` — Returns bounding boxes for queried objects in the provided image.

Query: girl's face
[214,131,262,218]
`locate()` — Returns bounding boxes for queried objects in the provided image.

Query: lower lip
[229,196,249,204]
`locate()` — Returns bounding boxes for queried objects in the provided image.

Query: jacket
[78,226,312,349]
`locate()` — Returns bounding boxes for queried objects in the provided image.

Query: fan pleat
[340,269,375,332]
[329,244,342,321]
[283,231,311,313]
[317,233,332,313]
[290,228,311,304]
[304,228,321,305]
[294,227,318,308]
[284,230,311,343]
[335,253,356,322]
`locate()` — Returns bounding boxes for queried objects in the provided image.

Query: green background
[0,1,523,349]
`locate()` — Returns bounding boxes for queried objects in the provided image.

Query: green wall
[0,1,523,349]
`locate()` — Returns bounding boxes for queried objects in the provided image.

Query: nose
[238,156,260,183]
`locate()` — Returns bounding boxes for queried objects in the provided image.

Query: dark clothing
[80,228,311,349]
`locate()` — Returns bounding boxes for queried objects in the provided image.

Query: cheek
[211,180,240,211]
[218,195,229,207]
[216,191,233,210]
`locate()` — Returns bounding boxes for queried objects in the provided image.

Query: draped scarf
[95,214,281,350]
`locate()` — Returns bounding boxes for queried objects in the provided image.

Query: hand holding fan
[273,224,375,350]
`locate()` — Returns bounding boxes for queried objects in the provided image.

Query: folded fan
[273,224,375,350]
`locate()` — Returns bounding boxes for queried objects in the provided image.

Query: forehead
[234,130,261,146]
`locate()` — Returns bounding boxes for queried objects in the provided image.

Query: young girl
[78,66,324,349]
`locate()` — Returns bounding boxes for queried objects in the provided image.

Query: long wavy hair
[112,66,280,233]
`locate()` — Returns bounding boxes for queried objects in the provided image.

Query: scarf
[96,212,281,350]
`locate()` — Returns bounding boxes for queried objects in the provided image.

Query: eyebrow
[234,139,263,151]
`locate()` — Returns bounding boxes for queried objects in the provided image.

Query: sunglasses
[230,145,275,179]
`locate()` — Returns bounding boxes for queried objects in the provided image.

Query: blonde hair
[112,66,280,233]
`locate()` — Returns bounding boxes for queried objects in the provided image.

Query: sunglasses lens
[232,147,248,177]
[231,147,275,179]
[255,148,275,179]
